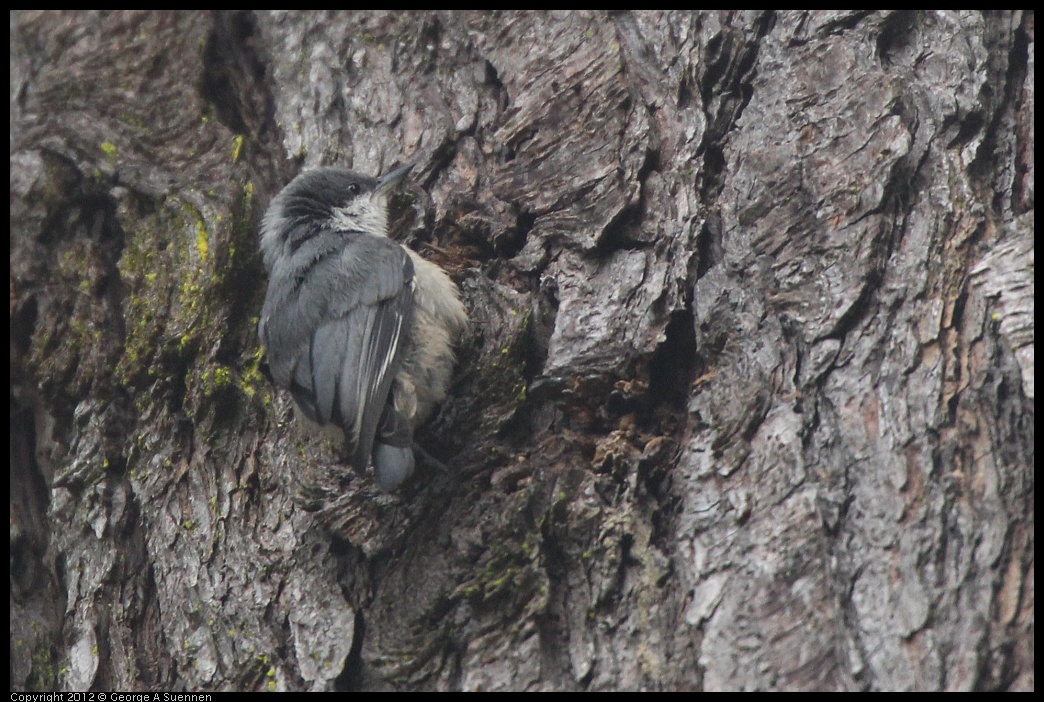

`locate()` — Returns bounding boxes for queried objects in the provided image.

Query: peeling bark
[10,10,1033,691]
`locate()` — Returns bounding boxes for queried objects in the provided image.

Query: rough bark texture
[10,10,1033,692]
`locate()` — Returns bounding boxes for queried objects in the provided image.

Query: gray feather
[373,443,415,493]
[259,228,415,472]
[258,165,464,491]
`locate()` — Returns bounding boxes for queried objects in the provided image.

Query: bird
[257,163,467,492]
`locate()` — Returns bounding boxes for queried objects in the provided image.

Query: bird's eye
[347,183,360,196]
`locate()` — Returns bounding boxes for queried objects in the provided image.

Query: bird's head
[259,163,414,271]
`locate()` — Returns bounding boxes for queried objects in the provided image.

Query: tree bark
[10,10,1033,691]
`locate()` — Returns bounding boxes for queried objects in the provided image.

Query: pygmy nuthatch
[258,164,467,491]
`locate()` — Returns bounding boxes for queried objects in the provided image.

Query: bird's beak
[374,161,415,194]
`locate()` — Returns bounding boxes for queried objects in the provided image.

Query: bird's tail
[371,404,415,492]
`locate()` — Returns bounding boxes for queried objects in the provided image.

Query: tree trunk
[10,10,1033,691]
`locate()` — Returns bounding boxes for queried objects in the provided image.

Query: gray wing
[259,227,415,470]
